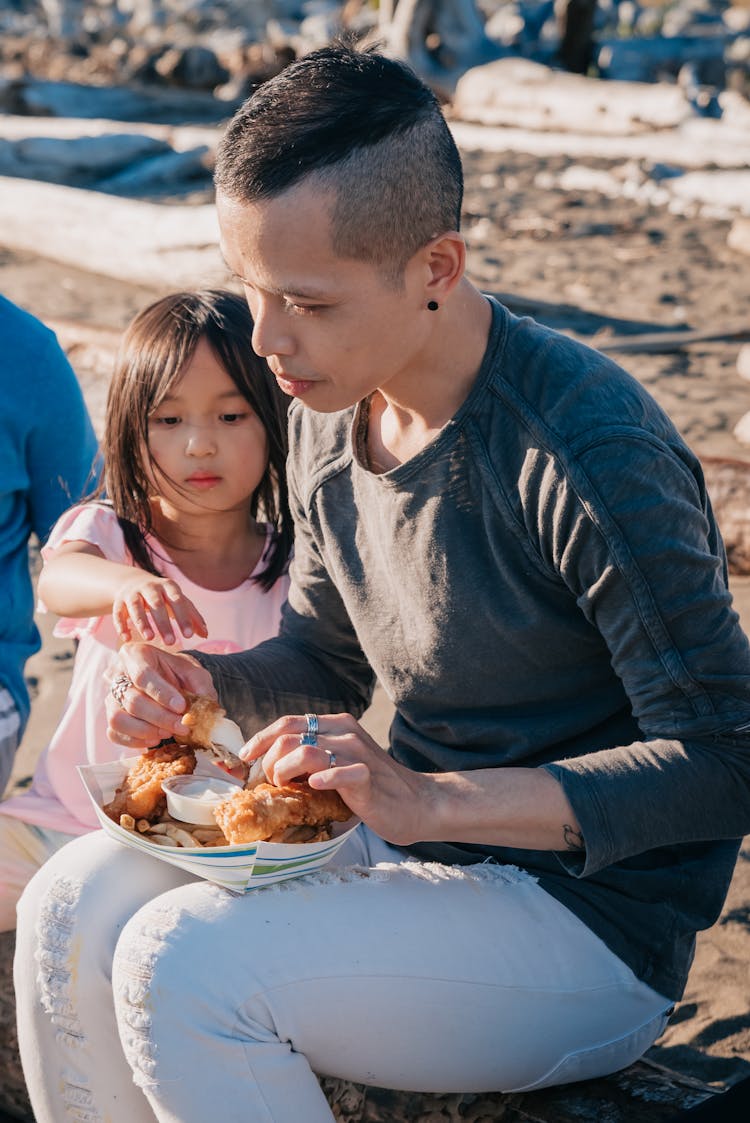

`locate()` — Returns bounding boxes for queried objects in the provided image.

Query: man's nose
[251,297,294,359]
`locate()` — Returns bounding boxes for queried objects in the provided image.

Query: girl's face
[146,337,269,519]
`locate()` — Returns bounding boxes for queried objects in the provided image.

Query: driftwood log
[598,326,750,354]
[0,176,228,289]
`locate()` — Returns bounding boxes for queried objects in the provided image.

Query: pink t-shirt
[0,503,289,834]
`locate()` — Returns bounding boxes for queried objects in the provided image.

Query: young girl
[0,290,292,930]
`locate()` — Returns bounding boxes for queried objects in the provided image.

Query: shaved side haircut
[214,44,464,283]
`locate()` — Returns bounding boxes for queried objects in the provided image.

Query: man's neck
[365,283,491,473]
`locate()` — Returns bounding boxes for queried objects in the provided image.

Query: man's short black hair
[215,44,464,282]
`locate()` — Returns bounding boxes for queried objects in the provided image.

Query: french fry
[148,834,180,847]
[165,824,201,848]
[191,827,225,843]
[115,807,232,850]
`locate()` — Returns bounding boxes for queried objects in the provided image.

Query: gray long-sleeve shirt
[197,297,750,1001]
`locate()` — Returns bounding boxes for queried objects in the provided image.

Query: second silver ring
[304,713,319,736]
[300,712,319,746]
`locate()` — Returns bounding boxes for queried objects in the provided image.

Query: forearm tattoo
[563,823,585,851]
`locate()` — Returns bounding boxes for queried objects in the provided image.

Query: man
[15,46,750,1123]
[0,294,98,796]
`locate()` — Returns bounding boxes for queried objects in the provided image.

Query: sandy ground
[3,142,750,1094]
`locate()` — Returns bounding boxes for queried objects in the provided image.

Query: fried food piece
[103,742,196,824]
[177,692,225,748]
[265,824,334,844]
[213,782,351,844]
[175,692,249,780]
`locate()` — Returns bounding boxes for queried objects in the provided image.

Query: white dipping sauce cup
[161,775,241,825]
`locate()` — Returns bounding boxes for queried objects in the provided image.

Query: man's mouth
[274,373,316,397]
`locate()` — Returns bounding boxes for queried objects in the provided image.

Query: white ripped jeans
[15,827,672,1123]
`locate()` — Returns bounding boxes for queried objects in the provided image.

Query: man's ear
[422,231,466,305]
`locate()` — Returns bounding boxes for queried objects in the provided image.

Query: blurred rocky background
[0,0,748,114]
[0,0,747,211]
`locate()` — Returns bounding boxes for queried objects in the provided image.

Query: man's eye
[283,299,320,315]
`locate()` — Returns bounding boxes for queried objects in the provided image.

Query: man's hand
[106,642,216,750]
[242,712,430,846]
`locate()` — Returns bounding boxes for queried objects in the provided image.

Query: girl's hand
[113,574,208,647]
[105,642,216,750]
[241,713,432,846]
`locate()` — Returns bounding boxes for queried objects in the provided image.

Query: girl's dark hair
[98,289,292,591]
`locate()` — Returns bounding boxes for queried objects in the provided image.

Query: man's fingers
[114,646,215,721]
[240,713,352,761]
[119,645,213,701]
[240,716,294,761]
[308,760,370,798]
[106,678,183,730]
[106,645,217,750]
[105,695,172,748]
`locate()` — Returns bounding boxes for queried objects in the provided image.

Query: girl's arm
[39,539,207,645]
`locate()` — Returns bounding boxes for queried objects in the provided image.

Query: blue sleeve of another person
[0,294,100,732]
[26,322,100,541]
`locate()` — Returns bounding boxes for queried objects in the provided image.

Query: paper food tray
[78,758,359,892]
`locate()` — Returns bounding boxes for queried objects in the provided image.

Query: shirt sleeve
[534,433,750,875]
[193,412,375,738]
[26,329,100,543]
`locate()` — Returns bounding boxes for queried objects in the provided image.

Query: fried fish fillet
[175,692,248,779]
[213,782,351,844]
[175,691,226,745]
[103,742,196,824]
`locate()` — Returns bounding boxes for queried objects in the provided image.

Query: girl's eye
[152,416,180,427]
[220,412,247,424]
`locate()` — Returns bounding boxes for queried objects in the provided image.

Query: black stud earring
[427,300,439,311]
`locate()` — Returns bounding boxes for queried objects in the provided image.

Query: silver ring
[110,673,132,708]
[305,713,319,736]
[326,750,337,768]
[299,713,319,746]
